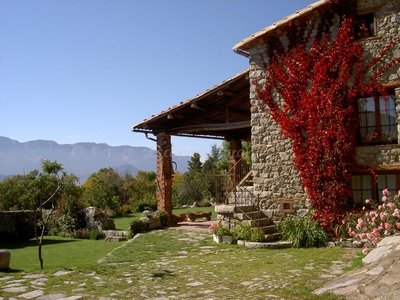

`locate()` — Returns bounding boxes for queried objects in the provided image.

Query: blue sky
[1,0,314,159]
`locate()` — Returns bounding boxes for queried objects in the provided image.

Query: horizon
[0,0,315,158]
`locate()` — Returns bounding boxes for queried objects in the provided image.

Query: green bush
[233,221,252,241]
[68,228,104,240]
[69,228,91,239]
[232,221,265,242]
[278,215,328,248]
[132,201,157,213]
[249,227,266,242]
[90,229,103,240]
[128,219,150,237]
[153,210,169,227]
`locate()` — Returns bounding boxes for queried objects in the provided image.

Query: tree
[35,160,64,269]
[202,144,223,198]
[123,171,157,212]
[253,1,400,232]
[81,167,124,213]
[187,153,202,173]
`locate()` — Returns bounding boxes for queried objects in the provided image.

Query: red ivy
[253,1,400,233]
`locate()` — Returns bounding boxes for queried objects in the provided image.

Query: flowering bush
[350,189,400,254]
[56,193,85,234]
[208,222,226,236]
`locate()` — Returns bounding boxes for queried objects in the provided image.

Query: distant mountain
[0,136,190,183]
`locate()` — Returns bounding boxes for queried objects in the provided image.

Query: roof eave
[232,0,331,53]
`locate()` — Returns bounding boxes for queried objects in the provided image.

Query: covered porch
[131,69,251,217]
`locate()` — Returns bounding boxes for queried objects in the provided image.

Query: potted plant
[221,227,235,244]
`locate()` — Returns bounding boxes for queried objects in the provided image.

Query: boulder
[0,250,11,270]
[140,217,161,230]
[83,207,116,231]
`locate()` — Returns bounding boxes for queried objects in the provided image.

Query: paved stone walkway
[314,234,400,299]
[1,223,399,299]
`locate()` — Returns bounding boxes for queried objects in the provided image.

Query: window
[358,94,397,145]
[351,173,399,206]
[356,12,376,39]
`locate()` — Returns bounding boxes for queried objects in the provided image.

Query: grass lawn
[0,227,362,299]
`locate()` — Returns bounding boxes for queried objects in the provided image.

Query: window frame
[355,11,377,39]
[351,171,400,207]
[357,91,398,146]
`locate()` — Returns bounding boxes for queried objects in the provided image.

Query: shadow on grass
[0,268,24,274]
[2,237,78,250]
[152,269,174,278]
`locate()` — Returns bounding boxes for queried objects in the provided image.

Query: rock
[140,217,161,230]
[0,250,10,270]
[104,236,126,242]
[83,207,116,231]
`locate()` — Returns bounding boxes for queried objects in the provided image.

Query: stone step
[234,211,264,220]
[237,240,292,249]
[103,230,128,237]
[264,232,282,242]
[241,218,271,228]
[233,205,258,213]
[261,224,279,235]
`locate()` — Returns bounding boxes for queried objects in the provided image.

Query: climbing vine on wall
[253,1,400,232]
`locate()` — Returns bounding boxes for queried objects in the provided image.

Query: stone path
[314,234,400,299]
[1,223,399,299]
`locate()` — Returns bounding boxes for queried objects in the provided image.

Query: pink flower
[359,233,367,239]
[362,245,369,255]
[383,189,390,196]
[366,199,371,204]
[396,222,400,229]
[349,231,356,237]
[385,223,392,230]
[382,196,387,202]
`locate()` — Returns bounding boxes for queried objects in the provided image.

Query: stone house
[133,0,400,230]
[230,0,400,224]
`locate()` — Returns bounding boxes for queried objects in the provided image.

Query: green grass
[1,237,125,272]
[112,206,216,230]
[0,228,361,299]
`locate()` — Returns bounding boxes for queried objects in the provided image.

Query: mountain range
[0,136,191,183]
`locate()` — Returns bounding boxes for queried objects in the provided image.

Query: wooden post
[229,139,242,183]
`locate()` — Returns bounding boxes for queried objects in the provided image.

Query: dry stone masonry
[248,0,400,222]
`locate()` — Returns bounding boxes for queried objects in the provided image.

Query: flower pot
[223,236,235,244]
[213,234,223,243]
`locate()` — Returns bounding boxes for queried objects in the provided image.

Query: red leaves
[254,4,399,234]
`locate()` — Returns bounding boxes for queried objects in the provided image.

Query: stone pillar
[156,133,173,216]
[229,139,242,183]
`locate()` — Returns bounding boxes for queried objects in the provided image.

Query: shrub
[90,229,103,240]
[132,201,157,213]
[351,189,400,254]
[248,227,266,242]
[69,228,91,239]
[278,215,328,248]
[128,219,150,238]
[232,221,252,241]
[232,221,265,242]
[153,210,169,227]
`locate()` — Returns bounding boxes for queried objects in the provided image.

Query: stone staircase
[233,204,282,242]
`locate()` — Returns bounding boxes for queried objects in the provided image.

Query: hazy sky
[1,0,314,159]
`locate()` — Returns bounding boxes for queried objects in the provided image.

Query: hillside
[0,136,190,183]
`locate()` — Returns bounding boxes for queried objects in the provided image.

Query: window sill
[361,137,397,145]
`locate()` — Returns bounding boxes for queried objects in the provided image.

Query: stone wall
[248,0,400,221]
[0,211,41,241]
